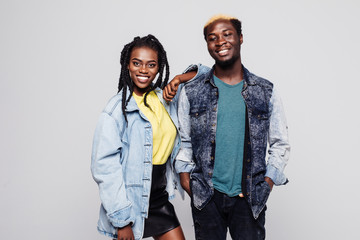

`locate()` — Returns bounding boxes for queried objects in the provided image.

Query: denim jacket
[91,87,183,240]
[175,64,290,219]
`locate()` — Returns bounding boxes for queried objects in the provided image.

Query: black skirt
[142,163,180,238]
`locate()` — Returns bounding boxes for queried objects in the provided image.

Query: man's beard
[215,55,239,68]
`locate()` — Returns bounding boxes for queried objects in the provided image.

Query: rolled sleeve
[265,87,291,186]
[175,159,195,173]
[107,204,134,228]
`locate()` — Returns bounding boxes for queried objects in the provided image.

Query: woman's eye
[148,64,156,68]
[133,62,140,66]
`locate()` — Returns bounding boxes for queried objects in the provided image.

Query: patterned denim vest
[184,66,274,219]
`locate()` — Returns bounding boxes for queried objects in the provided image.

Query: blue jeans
[191,189,266,240]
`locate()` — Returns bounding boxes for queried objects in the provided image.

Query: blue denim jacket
[91,87,183,240]
[175,64,290,219]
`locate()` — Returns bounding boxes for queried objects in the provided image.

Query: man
[164,15,290,240]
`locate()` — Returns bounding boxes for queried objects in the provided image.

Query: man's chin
[215,58,236,68]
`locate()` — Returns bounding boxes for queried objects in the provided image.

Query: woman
[91,35,193,240]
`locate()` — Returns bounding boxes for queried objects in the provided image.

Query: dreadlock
[117,34,170,122]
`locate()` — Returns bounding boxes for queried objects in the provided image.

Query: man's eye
[209,37,216,41]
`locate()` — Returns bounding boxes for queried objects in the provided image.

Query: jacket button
[247,175,250,179]
[212,123,216,127]
[211,156,214,160]
[247,159,250,163]
[215,92,218,96]
[195,113,199,116]
[209,172,212,177]
[213,108,216,111]
[211,140,214,144]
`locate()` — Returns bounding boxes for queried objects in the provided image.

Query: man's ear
[240,34,243,44]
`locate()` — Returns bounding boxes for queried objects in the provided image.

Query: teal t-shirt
[212,75,246,197]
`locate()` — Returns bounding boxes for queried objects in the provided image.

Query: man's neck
[214,58,243,85]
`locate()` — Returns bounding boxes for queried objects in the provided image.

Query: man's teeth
[219,49,228,54]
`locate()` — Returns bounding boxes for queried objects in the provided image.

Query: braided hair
[117,34,170,122]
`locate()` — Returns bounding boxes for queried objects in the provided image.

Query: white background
[1,0,359,239]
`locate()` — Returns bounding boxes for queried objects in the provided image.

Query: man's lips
[216,48,230,57]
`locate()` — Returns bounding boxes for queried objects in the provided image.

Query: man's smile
[216,48,230,56]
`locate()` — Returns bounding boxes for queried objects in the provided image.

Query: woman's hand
[163,76,181,102]
[117,224,134,240]
[180,172,191,196]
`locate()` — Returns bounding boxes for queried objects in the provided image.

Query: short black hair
[203,17,242,40]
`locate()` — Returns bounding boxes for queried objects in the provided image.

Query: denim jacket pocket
[251,112,270,141]
[189,107,208,139]
[189,173,211,210]
[255,112,269,120]
[254,179,271,206]
[189,107,207,120]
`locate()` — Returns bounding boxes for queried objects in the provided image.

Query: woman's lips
[136,76,149,83]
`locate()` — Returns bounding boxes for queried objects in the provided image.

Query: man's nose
[216,36,226,46]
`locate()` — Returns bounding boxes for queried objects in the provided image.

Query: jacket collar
[205,64,258,87]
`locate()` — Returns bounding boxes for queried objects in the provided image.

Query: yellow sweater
[133,91,176,165]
